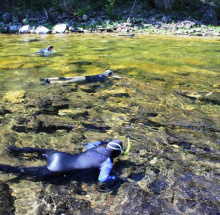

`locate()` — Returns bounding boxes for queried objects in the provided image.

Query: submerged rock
[0,181,15,214]
[37,95,70,114]
[3,90,26,103]
[179,90,220,105]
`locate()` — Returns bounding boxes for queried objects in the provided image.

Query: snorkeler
[0,140,130,183]
[40,69,123,85]
[35,45,55,57]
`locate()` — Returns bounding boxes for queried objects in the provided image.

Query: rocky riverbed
[0,5,220,36]
[0,76,220,214]
[0,30,219,214]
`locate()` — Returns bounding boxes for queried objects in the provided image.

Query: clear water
[0,33,219,214]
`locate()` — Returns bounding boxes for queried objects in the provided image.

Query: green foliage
[105,0,114,16]
[1,0,220,22]
[8,0,52,11]
[76,5,91,17]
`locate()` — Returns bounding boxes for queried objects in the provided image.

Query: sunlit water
[0,33,219,214]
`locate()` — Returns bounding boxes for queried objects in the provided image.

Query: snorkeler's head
[107,140,124,157]
[104,70,114,77]
[47,45,53,51]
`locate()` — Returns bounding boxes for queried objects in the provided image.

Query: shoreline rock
[0,8,219,37]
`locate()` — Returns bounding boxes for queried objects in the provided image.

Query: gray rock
[54,23,68,33]
[35,25,51,34]
[162,16,171,23]
[69,26,75,32]
[2,12,13,24]
[9,24,22,33]
[12,15,19,23]
[76,27,84,33]
[0,21,5,28]
[143,24,153,28]
[174,30,183,35]
[19,25,31,34]
[182,20,196,29]
[22,18,29,25]
[188,29,196,33]
[175,22,184,28]
[82,14,88,22]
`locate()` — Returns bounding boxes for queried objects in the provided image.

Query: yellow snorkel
[124,137,131,155]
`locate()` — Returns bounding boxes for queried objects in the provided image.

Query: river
[0,33,219,214]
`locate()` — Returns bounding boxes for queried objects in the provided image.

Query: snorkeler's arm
[111,75,124,79]
[98,158,116,183]
[85,140,111,150]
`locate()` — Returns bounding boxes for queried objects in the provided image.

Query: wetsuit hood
[106,140,123,158]
[47,45,53,51]
[104,70,114,77]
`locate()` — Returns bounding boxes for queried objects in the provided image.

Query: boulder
[82,14,89,22]
[19,25,31,34]
[0,22,7,33]
[2,12,12,24]
[182,20,196,29]
[9,24,22,33]
[54,23,68,33]
[162,16,171,23]
[35,25,51,34]
[69,26,75,32]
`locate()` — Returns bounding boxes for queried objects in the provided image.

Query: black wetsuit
[0,140,121,182]
[85,74,109,83]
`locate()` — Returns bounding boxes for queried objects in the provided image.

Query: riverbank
[0,7,220,37]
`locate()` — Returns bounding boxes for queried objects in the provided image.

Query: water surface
[0,33,219,214]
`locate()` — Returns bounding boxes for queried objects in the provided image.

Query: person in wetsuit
[35,45,54,57]
[0,140,124,183]
[41,69,122,85]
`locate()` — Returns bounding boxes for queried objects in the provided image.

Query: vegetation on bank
[1,0,220,22]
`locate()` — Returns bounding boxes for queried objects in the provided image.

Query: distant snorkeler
[35,45,56,57]
[0,139,131,182]
[40,68,123,85]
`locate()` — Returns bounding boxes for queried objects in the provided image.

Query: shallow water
[0,33,220,214]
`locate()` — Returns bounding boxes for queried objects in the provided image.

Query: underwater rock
[149,178,169,194]
[94,88,130,99]
[12,116,39,133]
[78,84,101,93]
[37,95,70,114]
[12,114,75,133]
[36,114,75,133]
[0,107,11,116]
[37,183,94,215]
[179,90,220,105]
[0,181,15,214]
[3,90,26,103]
[58,108,89,118]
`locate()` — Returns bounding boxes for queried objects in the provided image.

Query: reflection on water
[0,34,219,214]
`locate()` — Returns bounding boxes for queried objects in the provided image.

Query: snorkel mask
[106,138,131,155]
